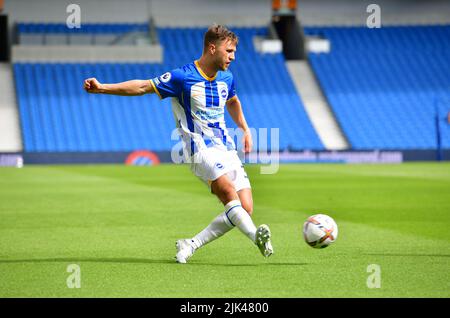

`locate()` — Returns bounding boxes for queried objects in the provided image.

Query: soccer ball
[303,214,338,248]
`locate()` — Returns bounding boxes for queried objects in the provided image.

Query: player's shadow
[192,262,308,267]
[0,258,308,266]
[0,257,177,265]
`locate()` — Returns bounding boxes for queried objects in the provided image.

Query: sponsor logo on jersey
[195,109,224,121]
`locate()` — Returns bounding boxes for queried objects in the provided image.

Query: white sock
[191,211,234,249]
[223,200,257,242]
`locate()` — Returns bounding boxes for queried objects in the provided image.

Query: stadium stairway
[286,60,349,150]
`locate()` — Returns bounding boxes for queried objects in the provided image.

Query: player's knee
[241,201,253,216]
[224,186,238,202]
[217,184,237,203]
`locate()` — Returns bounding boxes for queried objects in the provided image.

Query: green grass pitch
[0,163,449,297]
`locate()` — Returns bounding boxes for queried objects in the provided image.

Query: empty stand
[307,25,450,149]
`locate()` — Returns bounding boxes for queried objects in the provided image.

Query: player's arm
[84,78,155,96]
[226,96,253,153]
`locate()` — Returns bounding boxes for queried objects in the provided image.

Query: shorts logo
[160,72,171,83]
[215,163,224,170]
[220,89,227,99]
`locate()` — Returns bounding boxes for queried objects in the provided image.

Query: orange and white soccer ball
[303,214,338,248]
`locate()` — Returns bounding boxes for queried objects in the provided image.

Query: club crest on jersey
[220,88,227,99]
[160,72,171,83]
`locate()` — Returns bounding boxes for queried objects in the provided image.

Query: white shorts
[190,147,251,192]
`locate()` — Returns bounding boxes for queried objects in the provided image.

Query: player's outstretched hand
[84,78,103,94]
[243,130,253,153]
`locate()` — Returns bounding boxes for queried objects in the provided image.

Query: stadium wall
[6,0,450,27]
[11,45,162,62]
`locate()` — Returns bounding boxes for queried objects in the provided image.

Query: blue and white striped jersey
[150,60,237,156]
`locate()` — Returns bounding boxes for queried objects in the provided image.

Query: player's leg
[237,186,273,258]
[211,174,273,258]
[176,183,272,262]
[175,149,235,263]
[210,174,258,241]
[176,174,258,263]
[187,177,254,251]
[176,150,272,263]
[176,174,239,263]
[237,188,253,216]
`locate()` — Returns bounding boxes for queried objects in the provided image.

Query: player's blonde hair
[203,24,238,51]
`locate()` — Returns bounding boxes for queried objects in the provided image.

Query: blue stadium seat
[16,22,150,35]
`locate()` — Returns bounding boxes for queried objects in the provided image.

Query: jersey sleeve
[227,75,237,101]
[150,68,185,99]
